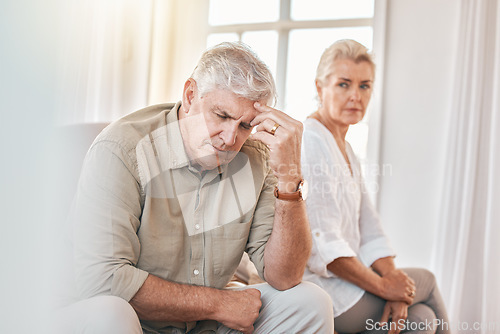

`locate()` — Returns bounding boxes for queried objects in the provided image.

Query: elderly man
[55,42,333,333]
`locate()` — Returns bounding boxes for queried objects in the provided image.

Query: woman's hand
[380,301,408,334]
[379,269,416,304]
[250,102,303,192]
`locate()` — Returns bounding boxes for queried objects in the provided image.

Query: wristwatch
[274,179,308,201]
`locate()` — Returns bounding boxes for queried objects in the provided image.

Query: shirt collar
[165,101,190,170]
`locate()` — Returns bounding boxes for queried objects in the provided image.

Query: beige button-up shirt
[67,102,277,333]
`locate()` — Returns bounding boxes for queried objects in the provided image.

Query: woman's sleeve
[357,181,396,267]
[301,129,357,278]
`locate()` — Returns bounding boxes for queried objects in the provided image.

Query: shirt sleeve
[70,140,149,302]
[302,129,357,278]
[357,181,396,267]
[245,164,277,280]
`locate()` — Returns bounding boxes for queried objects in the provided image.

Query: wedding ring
[270,122,280,135]
[409,290,415,297]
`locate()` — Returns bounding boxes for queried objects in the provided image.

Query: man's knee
[269,281,333,329]
[89,296,141,333]
[55,295,142,334]
[286,281,333,313]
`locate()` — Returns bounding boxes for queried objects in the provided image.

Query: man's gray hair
[191,42,277,105]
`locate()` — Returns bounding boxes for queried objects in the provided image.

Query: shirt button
[195,224,200,230]
[193,269,199,276]
[315,232,321,237]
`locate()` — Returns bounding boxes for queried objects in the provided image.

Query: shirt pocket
[210,219,252,281]
[137,197,188,281]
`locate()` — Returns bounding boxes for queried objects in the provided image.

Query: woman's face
[317,58,374,127]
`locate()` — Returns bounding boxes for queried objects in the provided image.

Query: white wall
[0,1,63,332]
[376,0,460,268]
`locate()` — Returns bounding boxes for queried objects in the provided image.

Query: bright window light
[242,31,279,79]
[208,0,280,26]
[291,0,374,21]
[207,33,239,47]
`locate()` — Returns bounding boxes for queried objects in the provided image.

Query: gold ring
[409,290,415,297]
[270,123,280,135]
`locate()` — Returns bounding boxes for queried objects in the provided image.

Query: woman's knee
[404,268,437,293]
[407,303,438,333]
[405,268,436,283]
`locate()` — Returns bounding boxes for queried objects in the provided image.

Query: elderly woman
[301,39,450,334]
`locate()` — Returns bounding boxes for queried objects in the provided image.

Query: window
[207,0,375,161]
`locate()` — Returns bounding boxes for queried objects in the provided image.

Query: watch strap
[274,180,305,201]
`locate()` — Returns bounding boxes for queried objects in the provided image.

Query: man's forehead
[212,100,260,120]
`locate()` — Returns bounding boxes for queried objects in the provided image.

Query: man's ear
[182,78,197,113]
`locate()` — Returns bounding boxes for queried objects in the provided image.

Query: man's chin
[196,152,237,171]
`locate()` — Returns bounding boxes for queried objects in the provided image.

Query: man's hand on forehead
[249,102,303,189]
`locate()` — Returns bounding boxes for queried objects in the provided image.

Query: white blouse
[301,118,395,317]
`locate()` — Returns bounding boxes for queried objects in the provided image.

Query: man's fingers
[250,131,274,148]
[245,288,261,299]
[253,101,275,114]
[255,118,282,135]
[241,326,254,334]
[251,102,295,128]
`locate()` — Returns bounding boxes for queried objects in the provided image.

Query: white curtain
[147,0,209,105]
[432,0,500,330]
[56,0,208,124]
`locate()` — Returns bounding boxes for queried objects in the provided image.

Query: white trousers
[53,281,334,334]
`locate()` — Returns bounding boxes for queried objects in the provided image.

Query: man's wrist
[274,178,308,202]
[276,176,302,193]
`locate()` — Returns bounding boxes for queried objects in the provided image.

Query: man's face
[179,79,260,171]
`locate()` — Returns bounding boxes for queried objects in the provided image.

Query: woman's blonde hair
[315,39,375,86]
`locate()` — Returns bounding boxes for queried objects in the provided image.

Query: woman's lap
[333,268,448,334]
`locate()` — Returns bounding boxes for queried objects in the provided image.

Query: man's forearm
[263,199,311,290]
[130,274,262,331]
[129,274,221,322]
